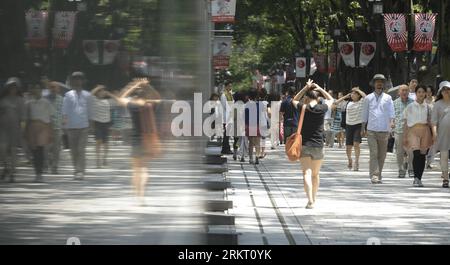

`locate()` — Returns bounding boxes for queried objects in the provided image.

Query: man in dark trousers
[280,86,299,143]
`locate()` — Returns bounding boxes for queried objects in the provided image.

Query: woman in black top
[108,78,161,206]
[291,79,333,209]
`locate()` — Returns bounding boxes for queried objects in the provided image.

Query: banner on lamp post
[413,13,437,52]
[359,42,376,67]
[296,57,306,78]
[83,40,120,65]
[328,52,340,73]
[103,40,120,65]
[313,53,326,73]
[338,42,355,67]
[384,13,408,52]
[211,0,237,23]
[310,57,317,76]
[53,11,77,49]
[213,36,232,69]
[25,10,48,48]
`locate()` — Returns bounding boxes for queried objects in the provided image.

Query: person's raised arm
[352,87,366,98]
[335,92,351,105]
[313,83,333,101]
[292,79,313,107]
[90,85,105,97]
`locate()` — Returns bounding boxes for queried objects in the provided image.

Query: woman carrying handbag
[288,79,333,209]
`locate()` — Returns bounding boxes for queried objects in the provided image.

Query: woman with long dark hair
[403,85,433,187]
[25,83,53,182]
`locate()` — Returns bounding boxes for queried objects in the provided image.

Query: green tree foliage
[231,0,449,90]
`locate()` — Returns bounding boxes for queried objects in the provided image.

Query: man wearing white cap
[431,81,450,188]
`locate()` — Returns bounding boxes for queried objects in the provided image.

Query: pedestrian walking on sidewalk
[220,81,234,155]
[425,85,436,169]
[90,85,113,168]
[431,81,450,188]
[280,86,299,143]
[62,72,92,180]
[258,89,269,159]
[108,79,161,205]
[45,81,64,174]
[361,74,395,184]
[403,85,433,187]
[245,89,261,164]
[0,77,25,183]
[393,85,414,178]
[25,84,53,182]
[291,79,333,209]
[268,93,281,149]
[408,78,419,101]
[339,87,366,171]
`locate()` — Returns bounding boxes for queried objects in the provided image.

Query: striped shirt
[90,97,111,123]
[393,97,414,134]
[346,100,364,125]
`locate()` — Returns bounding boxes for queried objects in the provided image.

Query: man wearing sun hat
[361,74,395,184]
[62,71,92,180]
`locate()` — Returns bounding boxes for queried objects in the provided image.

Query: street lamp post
[369,0,383,74]
[306,44,312,78]
[325,34,331,89]
[333,29,341,91]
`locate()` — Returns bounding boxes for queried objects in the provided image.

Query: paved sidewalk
[0,138,207,245]
[227,140,450,245]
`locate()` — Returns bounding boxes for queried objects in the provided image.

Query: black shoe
[240,157,245,163]
[233,154,237,161]
[255,158,259,165]
[443,180,449,188]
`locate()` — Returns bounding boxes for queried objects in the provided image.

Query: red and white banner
[295,57,306,78]
[25,11,48,48]
[310,57,317,76]
[328,52,340,73]
[83,40,99,64]
[103,40,120,65]
[313,53,326,73]
[213,36,232,69]
[53,11,77,49]
[384,14,407,52]
[338,42,355,67]
[359,42,376,67]
[211,0,237,23]
[83,40,120,65]
[413,13,437,51]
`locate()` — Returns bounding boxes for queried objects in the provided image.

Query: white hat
[438,81,450,95]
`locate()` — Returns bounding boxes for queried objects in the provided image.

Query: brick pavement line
[252,164,297,245]
[259,160,313,245]
[240,164,269,245]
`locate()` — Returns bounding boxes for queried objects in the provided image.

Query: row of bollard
[203,139,238,245]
